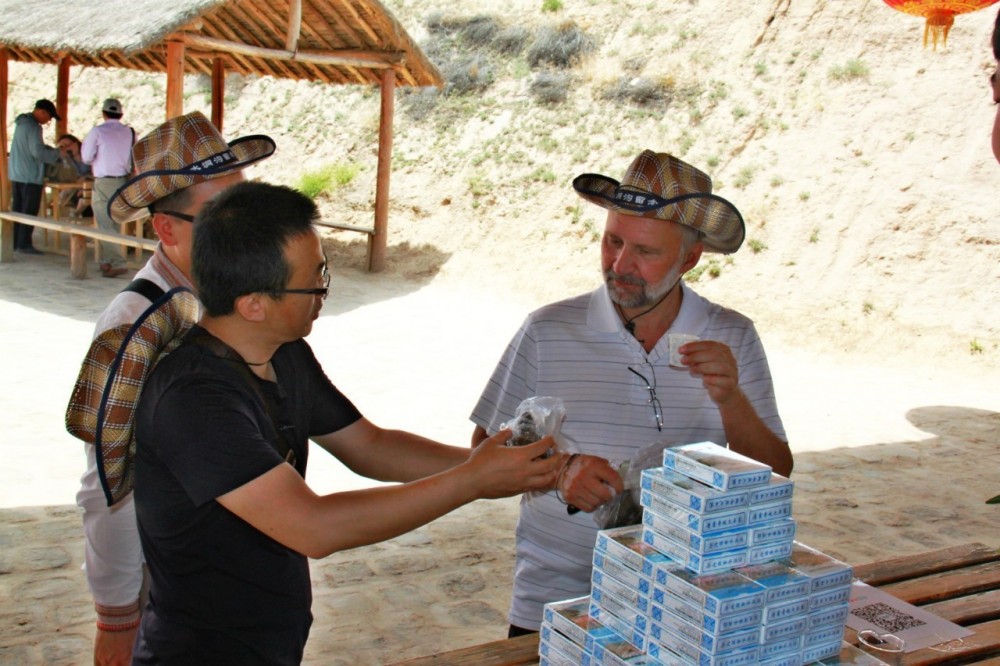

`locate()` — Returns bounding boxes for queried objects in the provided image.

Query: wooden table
[390,542,1000,666]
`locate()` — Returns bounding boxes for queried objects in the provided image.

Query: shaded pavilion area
[0,0,443,271]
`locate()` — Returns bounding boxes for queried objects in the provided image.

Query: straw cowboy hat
[109,111,275,223]
[572,150,745,254]
[66,286,199,505]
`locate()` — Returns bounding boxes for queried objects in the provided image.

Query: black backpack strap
[123,278,165,303]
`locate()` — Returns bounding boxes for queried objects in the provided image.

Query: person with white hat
[75,111,275,666]
[470,150,793,635]
[81,97,137,277]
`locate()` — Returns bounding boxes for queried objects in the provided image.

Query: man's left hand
[677,340,741,405]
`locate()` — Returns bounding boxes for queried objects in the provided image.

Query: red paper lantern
[883,1,1000,49]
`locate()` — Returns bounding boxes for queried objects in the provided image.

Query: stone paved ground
[1,248,998,665]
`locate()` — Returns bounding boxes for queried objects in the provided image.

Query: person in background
[991,8,1000,164]
[470,150,792,635]
[51,134,92,215]
[9,98,61,254]
[81,97,136,277]
[77,111,275,666]
[129,181,564,664]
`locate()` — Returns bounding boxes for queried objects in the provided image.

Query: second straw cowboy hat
[572,150,746,254]
[109,111,275,223]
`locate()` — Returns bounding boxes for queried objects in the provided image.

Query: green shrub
[828,59,869,82]
[542,0,563,11]
[297,163,358,199]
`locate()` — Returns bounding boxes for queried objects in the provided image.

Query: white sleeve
[76,443,144,608]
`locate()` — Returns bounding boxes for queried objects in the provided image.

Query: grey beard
[606,263,682,309]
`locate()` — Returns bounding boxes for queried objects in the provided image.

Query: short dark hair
[192,182,320,317]
[104,111,123,120]
[994,7,1000,60]
[58,133,81,146]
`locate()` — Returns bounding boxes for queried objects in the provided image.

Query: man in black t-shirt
[132,182,565,665]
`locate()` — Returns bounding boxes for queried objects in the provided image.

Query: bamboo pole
[56,56,70,136]
[0,48,10,262]
[212,58,225,131]
[369,68,395,273]
[285,0,302,53]
[165,41,185,119]
[178,32,402,69]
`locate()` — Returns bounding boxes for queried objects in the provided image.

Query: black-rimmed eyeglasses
[628,362,664,431]
[156,210,195,222]
[274,266,331,300]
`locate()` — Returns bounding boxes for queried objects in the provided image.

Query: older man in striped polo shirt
[470,150,793,636]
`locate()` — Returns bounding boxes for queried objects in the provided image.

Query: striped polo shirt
[470,281,786,629]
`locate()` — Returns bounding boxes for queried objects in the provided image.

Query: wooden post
[69,234,87,278]
[165,41,185,119]
[369,68,395,273]
[211,58,225,131]
[56,56,70,137]
[0,48,11,262]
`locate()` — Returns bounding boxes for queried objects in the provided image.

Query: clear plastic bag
[592,439,674,529]
[499,396,578,503]
[500,396,577,456]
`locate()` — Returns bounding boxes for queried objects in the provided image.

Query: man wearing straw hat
[470,150,793,635]
[75,111,275,665]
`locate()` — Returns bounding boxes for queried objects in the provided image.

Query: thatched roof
[0,0,442,87]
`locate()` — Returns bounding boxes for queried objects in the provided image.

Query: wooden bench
[0,211,156,279]
[391,542,1000,666]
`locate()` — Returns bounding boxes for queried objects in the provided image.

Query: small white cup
[668,334,699,368]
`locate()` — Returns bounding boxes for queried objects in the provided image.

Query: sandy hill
[7,0,999,370]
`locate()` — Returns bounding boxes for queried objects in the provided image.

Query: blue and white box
[592,569,651,613]
[662,442,772,491]
[809,583,852,610]
[647,627,760,666]
[541,624,590,665]
[543,596,612,649]
[590,632,650,666]
[748,518,797,546]
[640,490,748,534]
[758,634,803,660]
[733,561,810,604]
[539,636,588,666]
[642,510,749,555]
[651,596,762,637]
[761,596,809,624]
[655,567,766,617]
[588,600,649,652]
[640,467,750,514]
[782,541,853,593]
[642,527,748,575]
[747,499,793,526]
[759,615,808,643]
[748,474,794,505]
[595,525,676,576]
[591,585,648,633]
[747,539,794,565]
[593,549,652,595]
[809,602,850,629]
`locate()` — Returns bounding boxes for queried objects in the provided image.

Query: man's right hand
[558,454,624,513]
[464,430,564,500]
[94,625,137,666]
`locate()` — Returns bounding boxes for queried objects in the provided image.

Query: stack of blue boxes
[539,441,856,666]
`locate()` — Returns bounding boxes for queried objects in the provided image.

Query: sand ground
[1,245,998,665]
